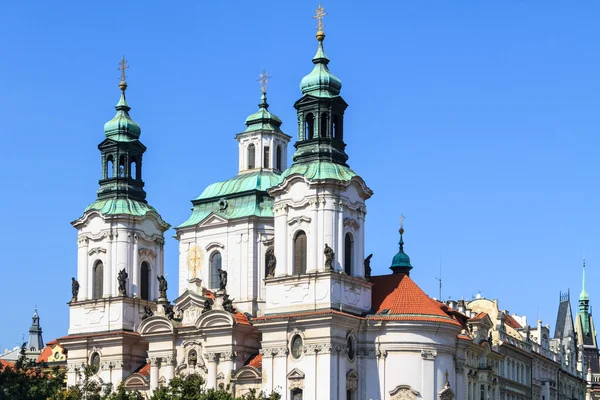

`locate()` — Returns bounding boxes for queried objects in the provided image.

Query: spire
[390,215,413,275]
[26,307,44,353]
[243,70,283,133]
[103,56,141,140]
[581,258,589,302]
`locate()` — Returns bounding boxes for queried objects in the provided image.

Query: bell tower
[60,58,170,389]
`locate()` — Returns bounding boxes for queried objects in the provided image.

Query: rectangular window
[264,146,270,169]
[480,384,485,400]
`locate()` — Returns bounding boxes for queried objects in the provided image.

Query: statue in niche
[223,294,235,313]
[265,246,276,278]
[141,306,154,320]
[117,269,128,296]
[219,269,228,291]
[324,244,335,270]
[364,254,373,281]
[71,277,80,302]
[157,275,168,299]
[202,298,213,314]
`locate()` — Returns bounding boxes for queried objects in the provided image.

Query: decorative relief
[287,216,311,226]
[147,357,159,367]
[376,349,388,359]
[421,349,437,360]
[346,370,358,392]
[222,351,236,361]
[389,385,420,400]
[182,305,202,325]
[344,286,360,305]
[139,248,156,260]
[165,356,176,366]
[101,361,112,371]
[88,247,106,256]
[204,352,219,363]
[343,218,360,230]
[357,348,376,359]
[287,368,305,390]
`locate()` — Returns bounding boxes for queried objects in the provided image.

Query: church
[57,6,517,400]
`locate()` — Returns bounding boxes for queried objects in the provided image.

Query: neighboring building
[0,307,45,362]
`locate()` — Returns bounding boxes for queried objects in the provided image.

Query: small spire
[313,3,327,42]
[581,257,589,302]
[257,70,271,109]
[390,214,412,275]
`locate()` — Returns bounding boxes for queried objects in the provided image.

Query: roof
[134,362,150,377]
[470,312,488,322]
[278,160,359,183]
[504,313,523,329]
[36,340,66,364]
[0,359,14,369]
[368,273,461,326]
[178,171,280,228]
[245,353,262,369]
[554,295,575,339]
[234,312,251,325]
[57,330,140,341]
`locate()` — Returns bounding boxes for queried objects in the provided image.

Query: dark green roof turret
[299,38,342,98]
[103,58,141,141]
[390,226,413,275]
[244,91,283,133]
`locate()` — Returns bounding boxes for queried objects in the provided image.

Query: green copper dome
[103,87,141,140]
[244,93,283,133]
[390,229,413,274]
[299,40,342,98]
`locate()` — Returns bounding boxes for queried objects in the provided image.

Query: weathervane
[118,55,129,83]
[313,3,327,33]
[257,70,272,94]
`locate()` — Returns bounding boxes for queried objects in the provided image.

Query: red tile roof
[470,312,488,322]
[36,345,53,363]
[234,312,251,325]
[369,274,461,326]
[504,313,523,329]
[246,353,262,368]
[0,359,14,369]
[135,363,150,377]
[458,334,472,341]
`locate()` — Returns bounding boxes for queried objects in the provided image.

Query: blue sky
[1,1,599,349]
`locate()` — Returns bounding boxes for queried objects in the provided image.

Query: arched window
[118,155,126,177]
[320,113,328,138]
[264,146,270,169]
[247,144,256,169]
[93,261,103,299]
[344,233,354,275]
[140,261,150,300]
[305,113,314,140]
[291,388,303,400]
[293,231,307,275]
[210,252,222,289]
[130,156,138,180]
[276,145,282,171]
[106,155,114,178]
[333,115,342,140]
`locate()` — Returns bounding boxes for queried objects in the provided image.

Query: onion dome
[244,92,283,133]
[390,227,413,275]
[299,28,342,98]
[103,79,141,140]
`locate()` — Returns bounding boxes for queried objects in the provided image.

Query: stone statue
[364,254,373,280]
[141,306,154,320]
[324,244,335,270]
[219,269,228,291]
[157,275,168,299]
[117,269,128,296]
[266,246,276,278]
[202,298,213,314]
[71,277,80,302]
[223,294,235,313]
[163,304,176,320]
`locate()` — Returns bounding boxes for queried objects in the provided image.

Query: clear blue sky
[1,1,599,349]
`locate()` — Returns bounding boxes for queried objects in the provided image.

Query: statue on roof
[117,269,128,296]
[223,294,235,313]
[266,246,276,278]
[364,254,373,280]
[219,269,228,291]
[157,275,168,299]
[324,244,335,270]
[71,277,80,302]
[202,298,213,314]
[141,306,154,320]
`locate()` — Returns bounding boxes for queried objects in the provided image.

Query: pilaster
[421,349,437,399]
[205,352,219,389]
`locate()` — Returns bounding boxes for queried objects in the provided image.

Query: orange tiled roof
[0,359,14,369]
[234,312,251,325]
[36,345,53,363]
[458,334,472,341]
[246,353,262,368]
[369,274,461,326]
[504,313,522,329]
[470,312,488,322]
[135,363,150,377]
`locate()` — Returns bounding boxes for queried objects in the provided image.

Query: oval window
[291,335,303,359]
[347,336,355,361]
[90,352,100,374]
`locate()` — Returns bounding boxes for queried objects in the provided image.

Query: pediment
[173,289,207,309]
[195,310,235,329]
[138,316,174,335]
[198,213,228,227]
[233,366,261,380]
[389,385,421,399]
[287,368,305,380]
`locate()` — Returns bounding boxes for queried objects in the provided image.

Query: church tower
[264,5,373,315]
[25,307,44,360]
[574,259,599,374]
[176,78,291,315]
[59,59,170,388]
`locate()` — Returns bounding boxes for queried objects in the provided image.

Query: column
[205,353,218,390]
[221,352,236,385]
[104,231,113,297]
[260,349,275,392]
[164,356,176,384]
[377,350,387,400]
[421,350,437,400]
[132,234,139,297]
[336,200,344,272]
[66,364,77,387]
[77,237,89,299]
[308,199,318,272]
[148,357,159,394]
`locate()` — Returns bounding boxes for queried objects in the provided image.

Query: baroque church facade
[56,8,589,400]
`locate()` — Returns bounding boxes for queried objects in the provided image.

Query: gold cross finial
[399,214,405,230]
[118,55,129,84]
[313,3,327,33]
[258,70,272,94]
